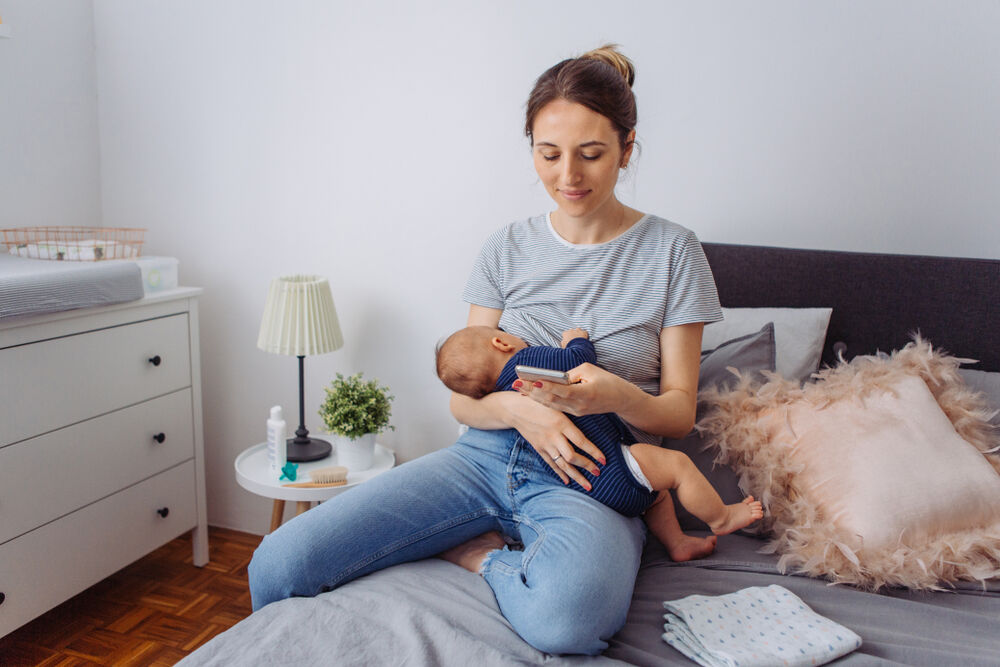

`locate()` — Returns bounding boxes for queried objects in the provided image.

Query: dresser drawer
[0,313,191,447]
[0,460,197,637]
[0,388,195,545]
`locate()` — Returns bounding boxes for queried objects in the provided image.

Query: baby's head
[436,326,527,399]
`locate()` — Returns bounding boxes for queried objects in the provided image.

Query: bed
[180,243,1000,667]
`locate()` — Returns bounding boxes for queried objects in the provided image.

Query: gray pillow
[958,368,1000,427]
[665,322,776,533]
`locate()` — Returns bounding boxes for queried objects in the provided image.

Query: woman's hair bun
[580,44,635,88]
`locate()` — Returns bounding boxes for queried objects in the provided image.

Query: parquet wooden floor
[0,527,262,666]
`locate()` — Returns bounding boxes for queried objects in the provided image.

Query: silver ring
[552,454,562,463]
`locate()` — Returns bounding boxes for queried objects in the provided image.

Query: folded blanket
[662,584,861,667]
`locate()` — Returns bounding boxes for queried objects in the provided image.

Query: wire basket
[1,226,146,261]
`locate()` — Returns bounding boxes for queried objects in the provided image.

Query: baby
[436,325,763,545]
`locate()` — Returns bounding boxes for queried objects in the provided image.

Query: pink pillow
[699,337,1000,590]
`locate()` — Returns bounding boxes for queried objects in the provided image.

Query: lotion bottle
[267,405,287,473]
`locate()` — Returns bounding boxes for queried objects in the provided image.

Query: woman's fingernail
[533,381,543,388]
[593,469,600,477]
[512,380,522,389]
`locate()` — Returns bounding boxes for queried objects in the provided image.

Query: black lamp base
[286,436,332,463]
[284,354,332,462]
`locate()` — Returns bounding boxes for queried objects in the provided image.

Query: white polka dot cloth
[662,584,862,667]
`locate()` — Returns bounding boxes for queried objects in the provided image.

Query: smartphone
[515,365,571,385]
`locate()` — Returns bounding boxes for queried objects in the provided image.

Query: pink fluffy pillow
[699,337,1000,590]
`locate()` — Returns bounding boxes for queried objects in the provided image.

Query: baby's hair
[525,43,637,152]
[435,326,501,400]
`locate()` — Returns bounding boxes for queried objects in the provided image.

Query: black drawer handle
[148,355,162,367]
[0,592,5,606]
[156,507,170,518]
[153,433,166,444]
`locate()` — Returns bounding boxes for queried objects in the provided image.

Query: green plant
[318,372,394,439]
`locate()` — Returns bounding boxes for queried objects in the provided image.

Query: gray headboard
[702,243,1000,373]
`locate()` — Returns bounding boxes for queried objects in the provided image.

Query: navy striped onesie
[496,338,658,517]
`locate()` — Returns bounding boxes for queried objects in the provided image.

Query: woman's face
[531,99,633,221]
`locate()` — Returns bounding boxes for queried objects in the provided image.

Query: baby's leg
[630,444,763,536]
[643,493,717,562]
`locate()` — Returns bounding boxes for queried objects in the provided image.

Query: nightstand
[234,442,395,531]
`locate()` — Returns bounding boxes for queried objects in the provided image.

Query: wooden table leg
[270,499,286,532]
[295,501,312,516]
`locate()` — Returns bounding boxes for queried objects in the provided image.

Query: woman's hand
[514,362,639,418]
[503,393,606,489]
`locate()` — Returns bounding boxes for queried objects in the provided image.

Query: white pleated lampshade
[257,275,344,356]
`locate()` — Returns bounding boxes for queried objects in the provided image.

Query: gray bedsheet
[610,536,1000,666]
[179,534,1000,666]
[0,250,143,319]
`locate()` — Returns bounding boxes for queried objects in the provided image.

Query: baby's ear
[491,336,513,352]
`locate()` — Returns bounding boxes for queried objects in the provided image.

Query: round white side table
[235,442,395,531]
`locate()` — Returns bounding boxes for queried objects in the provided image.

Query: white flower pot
[333,432,376,471]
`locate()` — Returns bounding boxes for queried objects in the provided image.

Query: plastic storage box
[132,256,179,293]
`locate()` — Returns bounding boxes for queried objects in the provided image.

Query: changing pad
[0,251,157,319]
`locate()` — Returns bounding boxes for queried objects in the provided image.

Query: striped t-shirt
[463,212,723,443]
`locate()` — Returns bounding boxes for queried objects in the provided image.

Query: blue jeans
[248,427,646,655]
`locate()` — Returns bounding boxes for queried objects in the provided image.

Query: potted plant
[318,372,394,471]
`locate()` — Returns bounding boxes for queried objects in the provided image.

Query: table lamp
[257,275,344,462]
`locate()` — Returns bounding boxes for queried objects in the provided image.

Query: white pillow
[703,307,832,382]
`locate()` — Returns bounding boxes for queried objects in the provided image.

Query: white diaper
[621,444,653,491]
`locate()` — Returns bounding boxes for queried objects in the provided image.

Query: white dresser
[0,288,209,638]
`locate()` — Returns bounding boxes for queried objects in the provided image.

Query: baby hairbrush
[281,465,349,488]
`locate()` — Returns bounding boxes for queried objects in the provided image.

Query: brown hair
[525,44,637,151]
[435,326,501,400]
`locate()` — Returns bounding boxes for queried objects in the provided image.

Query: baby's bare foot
[438,531,506,573]
[667,534,718,562]
[709,496,764,536]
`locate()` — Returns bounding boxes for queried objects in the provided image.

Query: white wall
[0,0,102,228]
[87,1,1000,534]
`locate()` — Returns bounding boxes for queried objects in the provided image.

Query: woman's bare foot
[667,534,718,562]
[438,531,506,573]
[709,496,764,536]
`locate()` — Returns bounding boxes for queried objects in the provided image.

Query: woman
[248,45,722,656]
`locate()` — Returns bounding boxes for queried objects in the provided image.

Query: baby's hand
[561,328,589,347]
